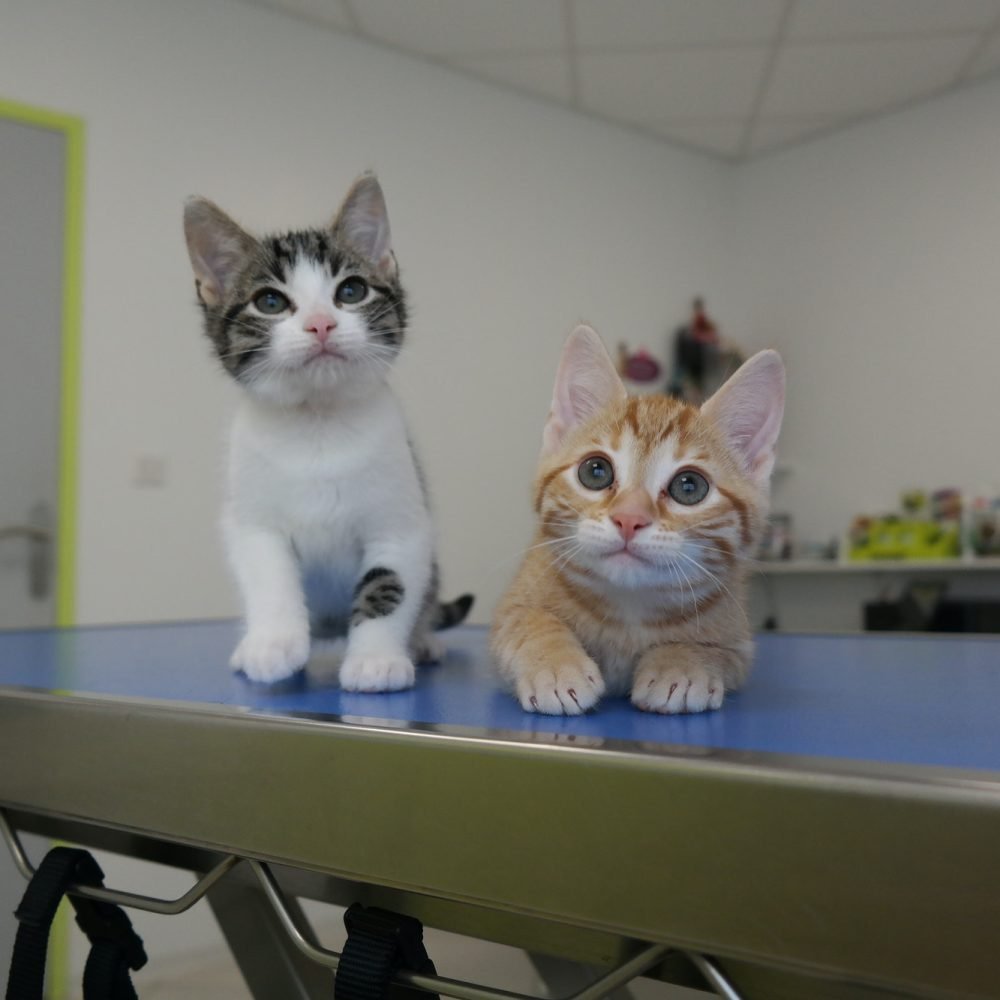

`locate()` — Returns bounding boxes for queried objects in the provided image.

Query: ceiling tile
[578,46,770,122]
[748,115,843,154]
[245,0,356,31]
[762,36,976,116]
[789,0,1000,41]
[242,0,1000,161]
[646,119,746,157]
[352,0,567,56]
[966,31,1000,77]
[446,52,574,103]
[572,0,786,49]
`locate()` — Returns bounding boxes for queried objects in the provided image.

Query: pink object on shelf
[624,349,661,383]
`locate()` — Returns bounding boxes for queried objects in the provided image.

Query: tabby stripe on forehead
[267,237,294,278]
[671,408,696,449]
[624,398,642,436]
[716,486,752,547]
[350,566,405,626]
[654,418,678,445]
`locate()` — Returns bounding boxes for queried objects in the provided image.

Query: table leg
[208,876,333,999]
[529,953,638,1000]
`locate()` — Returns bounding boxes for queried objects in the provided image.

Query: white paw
[231,630,309,683]
[340,651,415,692]
[517,659,605,716]
[632,663,724,714]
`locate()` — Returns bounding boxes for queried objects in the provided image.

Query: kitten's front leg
[631,642,750,714]
[340,537,431,693]
[491,607,605,715]
[225,519,310,682]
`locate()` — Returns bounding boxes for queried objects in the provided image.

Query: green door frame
[0,96,84,999]
[0,97,84,629]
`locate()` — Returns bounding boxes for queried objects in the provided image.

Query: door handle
[0,503,53,600]
[0,525,50,543]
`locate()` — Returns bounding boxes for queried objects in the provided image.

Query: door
[0,98,83,994]
[0,105,80,630]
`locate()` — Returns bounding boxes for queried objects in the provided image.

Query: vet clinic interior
[2,2,999,998]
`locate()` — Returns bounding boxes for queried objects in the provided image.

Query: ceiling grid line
[241,0,1000,161]
[563,0,582,109]
[338,0,362,34]
[737,0,797,159]
[954,6,1000,82]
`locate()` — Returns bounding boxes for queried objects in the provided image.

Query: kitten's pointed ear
[701,350,785,486]
[542,325,627,456]
[183,198,257,308]
[332,173,396,277]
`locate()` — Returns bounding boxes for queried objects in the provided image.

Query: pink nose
[612,512,651,543]
[304,314,337,343]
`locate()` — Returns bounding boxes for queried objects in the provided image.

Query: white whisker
[673,555,701,634]
[675,550,750,631]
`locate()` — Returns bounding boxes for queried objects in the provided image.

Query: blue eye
[578,455,614,491]
[253,288,290,314]
[668,470,710,505]
[335,276,368,304]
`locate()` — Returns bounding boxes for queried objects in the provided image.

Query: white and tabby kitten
[183,174,471,688]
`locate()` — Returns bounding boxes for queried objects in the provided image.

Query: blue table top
[0,621,998,773]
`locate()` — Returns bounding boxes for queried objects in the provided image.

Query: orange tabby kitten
[491,325,785,715]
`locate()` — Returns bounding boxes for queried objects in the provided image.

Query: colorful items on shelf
[848,488,962,562]
[848,517,961,561]
[969,496,1000,556]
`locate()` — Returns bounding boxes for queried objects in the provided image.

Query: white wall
[1,0,733,627]
[731,74,1000,550]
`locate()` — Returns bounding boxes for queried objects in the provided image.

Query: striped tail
[433,594,474,630]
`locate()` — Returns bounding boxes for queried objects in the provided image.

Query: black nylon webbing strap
[5,846,146,1000]
[5,847,91,1000]
[73,890,147,1000]
[334,903,439,1000]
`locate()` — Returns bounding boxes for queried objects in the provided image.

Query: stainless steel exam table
[1,621,998,999]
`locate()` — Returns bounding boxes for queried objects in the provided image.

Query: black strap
[334,903,438,1000]
[6,846,146,1000]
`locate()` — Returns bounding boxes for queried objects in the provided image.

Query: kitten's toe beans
[632,665,723,714]
[518,662,604,715]
[340,651,415,692]
[231,631,309,683]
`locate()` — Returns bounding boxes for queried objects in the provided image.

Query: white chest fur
[225,385,431,596]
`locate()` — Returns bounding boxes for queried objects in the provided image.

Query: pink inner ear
[334,176,393,270]
[543,326,625,456]
[704,352,785,480]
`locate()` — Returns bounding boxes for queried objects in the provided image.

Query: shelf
[754,557,1000,575]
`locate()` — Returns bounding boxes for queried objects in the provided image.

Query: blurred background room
[3,0,1000,996]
